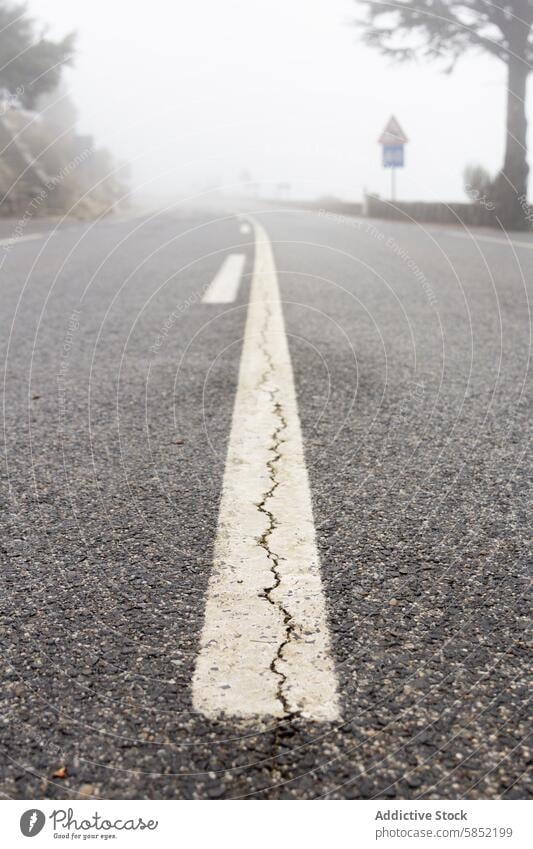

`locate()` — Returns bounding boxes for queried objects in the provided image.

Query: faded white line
[193,219,339,721]
[202,253,246,303]
[0,232,51,247]
[442,230,533,250]
[240,222,251,235]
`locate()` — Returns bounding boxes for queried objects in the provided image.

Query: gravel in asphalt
[0,205,530,799]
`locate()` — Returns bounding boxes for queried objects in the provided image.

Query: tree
[358,1,533,229]
[0,2,74,108]
[463,162,492,199]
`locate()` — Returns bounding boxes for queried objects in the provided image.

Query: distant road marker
[202,253,246,304]
[193,218,339,722]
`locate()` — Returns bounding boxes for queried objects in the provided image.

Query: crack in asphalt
[255,302,298,718]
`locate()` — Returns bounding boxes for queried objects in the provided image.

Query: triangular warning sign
[379,116,408,145]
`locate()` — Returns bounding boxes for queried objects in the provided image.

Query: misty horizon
[27,0,529,205]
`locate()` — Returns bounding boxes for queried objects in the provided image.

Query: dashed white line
[193,218,340,722]
[202,253,246,304]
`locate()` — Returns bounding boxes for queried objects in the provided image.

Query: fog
[29,0,531,203]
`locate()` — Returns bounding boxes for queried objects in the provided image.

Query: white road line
[0,232,50,247]
[193,219,339,722]
[240,222,251,235]
[202,253,246,304]
[442,230,533,250]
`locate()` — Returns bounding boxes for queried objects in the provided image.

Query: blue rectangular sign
[383,144,404,168]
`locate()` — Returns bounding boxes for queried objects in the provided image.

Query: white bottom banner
[1,799,531,848]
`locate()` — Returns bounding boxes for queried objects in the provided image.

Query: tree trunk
[493,57,530,230]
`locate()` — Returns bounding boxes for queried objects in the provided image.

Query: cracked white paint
[192,218,340,721]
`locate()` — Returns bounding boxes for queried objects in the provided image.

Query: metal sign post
[379,116,408,202]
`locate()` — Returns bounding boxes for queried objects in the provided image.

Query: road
[0,204,531,799]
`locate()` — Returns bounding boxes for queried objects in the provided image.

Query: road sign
[383,144,404,168]
[379,116,408,200]
[379,115,408,146]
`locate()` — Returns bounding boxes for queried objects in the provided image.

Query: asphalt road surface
[0,204,531,799]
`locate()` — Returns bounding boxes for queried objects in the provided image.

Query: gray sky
[29,0,531,202]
